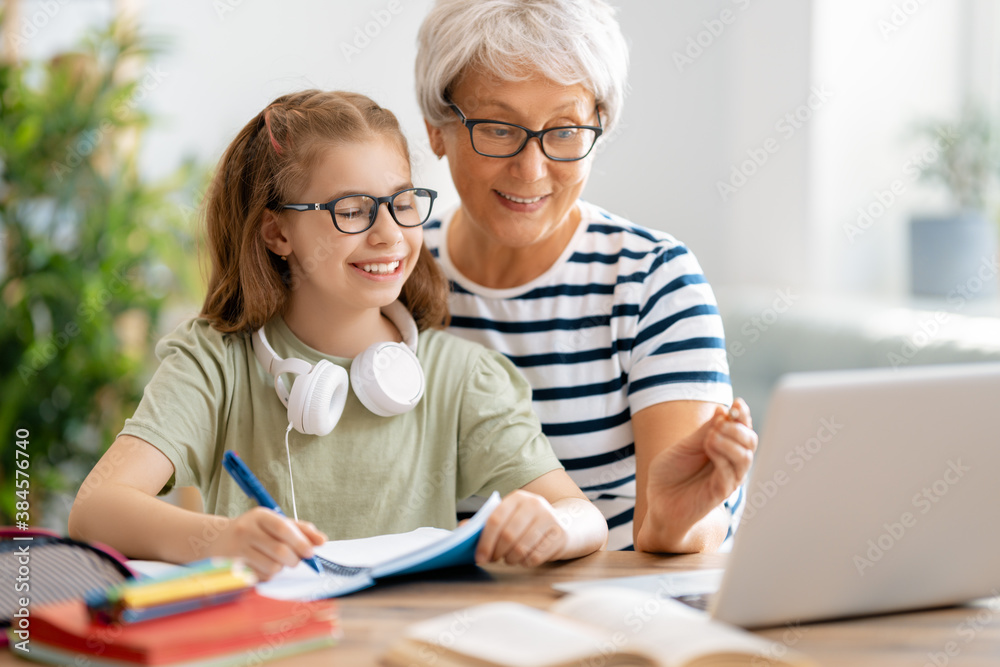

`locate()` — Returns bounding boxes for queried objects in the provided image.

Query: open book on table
[255,491,501,600]
[383,585,818,667]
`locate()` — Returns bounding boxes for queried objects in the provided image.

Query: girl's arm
[68,434,325,579]
[475,470,608,567]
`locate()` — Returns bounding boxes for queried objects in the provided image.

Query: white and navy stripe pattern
[425,201,738,551]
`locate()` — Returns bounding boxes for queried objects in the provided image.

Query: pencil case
[85,558,258,624]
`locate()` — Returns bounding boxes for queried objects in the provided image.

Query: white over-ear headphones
[251,300,425,436]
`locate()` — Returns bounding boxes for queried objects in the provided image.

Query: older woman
[415,0,757,552]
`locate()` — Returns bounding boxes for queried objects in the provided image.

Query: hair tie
[264,108,283,155]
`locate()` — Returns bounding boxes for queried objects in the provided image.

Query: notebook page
[316,527,451,567]
[256,528,449,600]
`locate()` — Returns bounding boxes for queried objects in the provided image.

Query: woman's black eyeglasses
[448,102,603,161]
[281,188,438,234]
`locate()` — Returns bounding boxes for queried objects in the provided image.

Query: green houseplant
[909,103,1000,298]
[0,18,205,527]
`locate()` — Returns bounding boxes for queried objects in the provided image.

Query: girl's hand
[208,508,327,580]
[475,490,569,567]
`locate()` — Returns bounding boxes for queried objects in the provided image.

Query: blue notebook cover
[371,491,501,579]
[293,491,502,599]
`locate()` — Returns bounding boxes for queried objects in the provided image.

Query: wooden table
[276,551,1000,666]
[7,551,1000,666]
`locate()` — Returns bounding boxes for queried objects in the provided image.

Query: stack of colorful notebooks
[9,559,339,666]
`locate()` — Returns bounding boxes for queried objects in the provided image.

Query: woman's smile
[495,189,549,212]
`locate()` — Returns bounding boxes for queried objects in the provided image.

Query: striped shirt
[424,200,738,550]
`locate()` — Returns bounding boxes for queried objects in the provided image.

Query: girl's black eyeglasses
[282,188,437,234]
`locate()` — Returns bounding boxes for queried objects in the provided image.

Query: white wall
[809,0,963,298]
[595,0,991,298]
[16,0,998,301]
[583,1,734,284]
[137,0,453,204]
[720,0,814,290]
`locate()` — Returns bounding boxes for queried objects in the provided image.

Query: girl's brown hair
[200,89,449,333]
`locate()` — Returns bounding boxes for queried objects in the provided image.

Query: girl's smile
[351,256,406,279]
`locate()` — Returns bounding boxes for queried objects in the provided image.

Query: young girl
[68,90,607,579]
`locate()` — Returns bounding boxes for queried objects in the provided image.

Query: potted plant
[0,18,205,527]
[909,103,1000,299]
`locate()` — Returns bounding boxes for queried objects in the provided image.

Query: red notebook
[13,591,338,666]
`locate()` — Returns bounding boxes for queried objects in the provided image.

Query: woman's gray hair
[415,0,630,135]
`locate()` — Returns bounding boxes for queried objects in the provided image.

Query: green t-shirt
[120,316,563,540]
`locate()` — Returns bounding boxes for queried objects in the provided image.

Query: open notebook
[132,492,501,601]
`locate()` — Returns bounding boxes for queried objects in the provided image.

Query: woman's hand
[208,508,327,580]
[475,490,569,567]
[639,397,757,552]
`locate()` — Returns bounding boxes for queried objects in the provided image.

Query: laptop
[554,362,1000,628]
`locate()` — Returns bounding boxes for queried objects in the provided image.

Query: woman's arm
[475,470,608,567]
[632,398,757,553]
[68,434,325,579]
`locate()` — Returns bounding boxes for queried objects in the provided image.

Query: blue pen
[222,450,322,574]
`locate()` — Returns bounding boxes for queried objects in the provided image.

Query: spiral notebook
[255,491,501,601]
